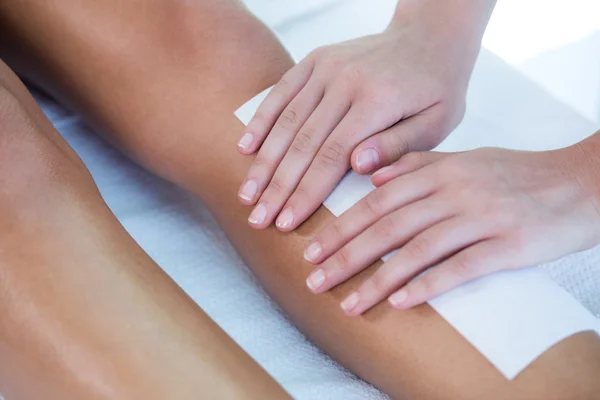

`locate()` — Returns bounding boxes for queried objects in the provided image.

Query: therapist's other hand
[238,10,479,231]
[304,144,600,315]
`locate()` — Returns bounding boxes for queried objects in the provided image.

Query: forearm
[0,61,288,400]
[3,1,600,398]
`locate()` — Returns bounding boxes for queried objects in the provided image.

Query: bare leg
[2,1,599,398]
[0,60,288,399]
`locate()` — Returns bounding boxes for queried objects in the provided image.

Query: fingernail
[248,203,267,225]
[356,149,380,173]
[373,165,394,177]
[388,289,408,307]
[238,132,254,150]
[304,242,323,263]
[276,208,294,229]
[239,180,258,202]
[341,292,360,313]
[306,269,326,292]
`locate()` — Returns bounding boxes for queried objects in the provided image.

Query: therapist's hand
[304,142,600,315]
[237,3,484,231]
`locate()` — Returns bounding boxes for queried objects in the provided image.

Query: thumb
[350,112,443,175]
[371,150,448,186]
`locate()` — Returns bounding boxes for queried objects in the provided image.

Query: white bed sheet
[32,0,599,398]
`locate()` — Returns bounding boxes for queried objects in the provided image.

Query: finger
[239,58,315,154]
[350,109,444,174]
[305,166,438,264]
[339,217,487,316]
[275,106,384,231]
[238,80,325,205]
[371,151,448,187]
[388,240,507,309]
[247,89,351,228]
[306,195,452,294]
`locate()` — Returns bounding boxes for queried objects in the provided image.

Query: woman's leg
[0,60,288,399]
[2,1,599,398]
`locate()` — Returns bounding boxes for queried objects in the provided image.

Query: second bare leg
[0,59,288,400]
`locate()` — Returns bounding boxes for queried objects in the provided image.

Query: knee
[201,5,292,81]
[156,1,294,102]
[0,81,93,215]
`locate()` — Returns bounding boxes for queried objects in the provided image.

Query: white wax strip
[235,87,600,379]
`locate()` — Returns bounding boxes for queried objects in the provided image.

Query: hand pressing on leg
[304,134,600,315]
[237,0,497,231]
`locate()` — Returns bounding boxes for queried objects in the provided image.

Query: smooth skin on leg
[0,60,289,400]
[2,1,599,398]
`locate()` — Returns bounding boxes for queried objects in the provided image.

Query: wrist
[386,0,495,91]
[571,130,600,187]
[564,131,600,224]
[388,0,495,46]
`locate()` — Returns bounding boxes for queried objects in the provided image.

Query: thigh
[0,59,288,400]
[2,2,599,399]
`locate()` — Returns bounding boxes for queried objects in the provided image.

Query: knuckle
[332,249,350,272]
[414,276,435,297]
[323,55,345,72]
[451,254,476,279]
[266,178,285,194]
[278,108,299,126]
[287,184,310,208]
[385,134,411,161]
[318,140,348,168]
[274,78,290,92]
[290,131,314,154]
[370,272,389,294]
[309,46,328,61]
[330,221,345,242]
[340,65,363,87]
[359,82,394,106]
[250,111,266,124]
[406,236,433,261]
[373,214,396,239]
[292,184,308,200]
[364,190,385,218]
[252,155,277,170]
